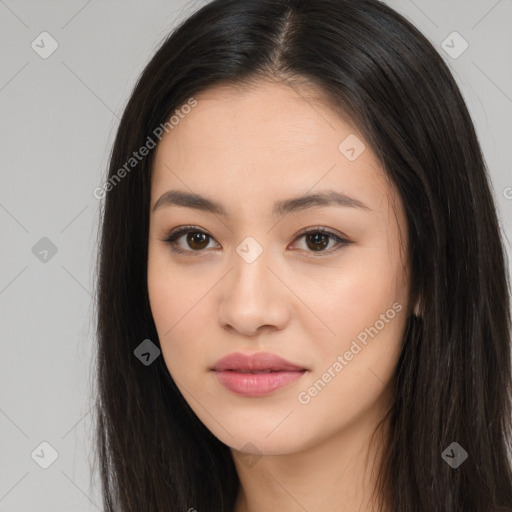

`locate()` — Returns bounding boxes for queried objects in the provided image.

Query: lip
[212,351,307,372]
[211,352,307,397]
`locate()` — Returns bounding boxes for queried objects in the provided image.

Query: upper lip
[212,352,307,372]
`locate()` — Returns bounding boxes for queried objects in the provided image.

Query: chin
[202,414,315,455]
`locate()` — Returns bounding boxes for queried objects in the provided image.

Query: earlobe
[413,297,421,317]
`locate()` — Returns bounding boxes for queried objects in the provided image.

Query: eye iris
[306,232,329,251]
[187,232,209,250]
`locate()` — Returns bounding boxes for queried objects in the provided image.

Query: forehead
[156,81,363,157]
[151,80,391,215]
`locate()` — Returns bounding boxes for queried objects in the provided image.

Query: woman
[93,0,512,510]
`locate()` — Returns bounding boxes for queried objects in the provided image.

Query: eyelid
[292,226,352,256]
[161,225,352,255]
[161,225,219,253]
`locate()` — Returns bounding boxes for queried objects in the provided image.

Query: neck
[232,396,392,512]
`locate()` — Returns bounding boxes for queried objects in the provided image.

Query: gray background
[0,0,511,510]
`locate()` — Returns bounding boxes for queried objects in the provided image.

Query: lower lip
[213,370,306,396]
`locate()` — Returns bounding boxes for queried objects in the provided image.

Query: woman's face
[147,80,411,456]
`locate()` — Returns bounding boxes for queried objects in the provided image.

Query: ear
[413,296,422,317]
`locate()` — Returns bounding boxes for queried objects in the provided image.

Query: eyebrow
[152,189,371,216]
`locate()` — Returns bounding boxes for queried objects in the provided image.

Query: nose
[217,247,290,337]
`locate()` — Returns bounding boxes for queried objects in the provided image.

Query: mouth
[211,351,308,396]
[211,368,307,396]
[221,369,290,373]
[211,351,307,372]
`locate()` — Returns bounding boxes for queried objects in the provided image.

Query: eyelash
[161,225,352,257]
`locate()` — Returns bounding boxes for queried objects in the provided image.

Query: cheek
[295,273,406,435]
[147,256,216,377]
[301,239,408,390]
[310,250,406,340]
[147,244,207,332]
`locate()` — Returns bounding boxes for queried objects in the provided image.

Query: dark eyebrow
[152,189,371,216]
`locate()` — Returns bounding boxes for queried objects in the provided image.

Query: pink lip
[211,352,307,397]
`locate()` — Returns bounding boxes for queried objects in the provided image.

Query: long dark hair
[92,0,512,510]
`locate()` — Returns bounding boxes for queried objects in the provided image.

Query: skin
[147,80,412,512]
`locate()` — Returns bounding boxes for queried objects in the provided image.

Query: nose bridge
[218,235,288,334]
[230,235,273,299]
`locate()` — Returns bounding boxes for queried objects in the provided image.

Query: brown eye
[305,232,330,251]
[163,226,351,256]
[293,228,351,255]
[185,231,210,250]
[163,226,218,254]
